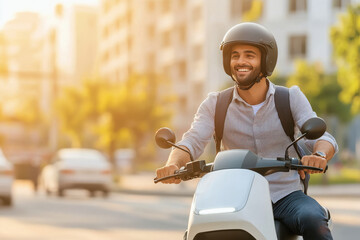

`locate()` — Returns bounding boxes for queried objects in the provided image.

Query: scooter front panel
[193,169,255,215]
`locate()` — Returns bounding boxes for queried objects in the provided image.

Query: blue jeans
[273,190,333,240]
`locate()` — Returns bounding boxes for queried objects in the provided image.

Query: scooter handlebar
[154,160,212,184]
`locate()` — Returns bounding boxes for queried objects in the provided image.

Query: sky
[0,0,99,29]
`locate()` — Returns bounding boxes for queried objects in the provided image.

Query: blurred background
[0,0,359,185]
[0,0,360,239]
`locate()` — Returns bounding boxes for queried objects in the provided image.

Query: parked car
[41,148,112,197]
[0,149,14,206]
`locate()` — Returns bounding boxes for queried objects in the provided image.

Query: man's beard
[231,65,262,88]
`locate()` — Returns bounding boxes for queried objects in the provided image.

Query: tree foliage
[330,5,360,114]
[285,60,351,122]
[242,0,263,22]
[0,94,44,126]
[55,74,173,165]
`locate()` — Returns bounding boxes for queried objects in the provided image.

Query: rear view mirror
[300,117,326,140]
[155,127,176,149]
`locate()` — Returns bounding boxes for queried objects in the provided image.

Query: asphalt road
[0,181,359,240]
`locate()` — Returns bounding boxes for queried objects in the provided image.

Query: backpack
[213,85,310,194]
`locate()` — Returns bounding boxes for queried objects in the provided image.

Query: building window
[289,0,307,13]
[148,0,155,11]
[162,30,171,47]
[333,0,350,8]
[147,53,155,71]
[179,95,187,113]
[178,61,187,80]
[193,6,202,23]
[193,44,203,62]
[103,0,110,14]
[231,0,253,18]
[103,25,109,39]
[162,0,171,13]
[178,25,186,44]
[178,0,186,9]
[289,35,307,59]
[103,51,109,63]
[148,25,155,39]
[115,43,121,56]
[164,65,171,79]
[193,81,204,102]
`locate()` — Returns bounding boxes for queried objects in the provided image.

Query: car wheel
[45,187,51,196]
[89,190,96,198]
[102,190,109,198]
[57,188,64,197]
[2,196,12,206]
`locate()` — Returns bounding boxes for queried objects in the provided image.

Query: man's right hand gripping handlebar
[154,147,192,184]
[155,164,182,184]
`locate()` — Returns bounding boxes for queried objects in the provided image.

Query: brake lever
[291,164,328,173]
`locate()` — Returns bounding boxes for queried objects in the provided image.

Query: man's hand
[155,164,181,184]
[298,155,327,180]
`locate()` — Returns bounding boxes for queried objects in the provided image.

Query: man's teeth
[237,69,250,72]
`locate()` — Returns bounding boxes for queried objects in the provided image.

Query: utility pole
[48,27,58,152]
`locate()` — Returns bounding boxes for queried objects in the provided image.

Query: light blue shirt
[177,81,338,203]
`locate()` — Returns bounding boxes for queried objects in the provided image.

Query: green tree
[242,0,263,22]
[330,5,360,114]
[94,74,173,166]
[55,78,105,148]
[286,60,351,122]
[55,74,173,167]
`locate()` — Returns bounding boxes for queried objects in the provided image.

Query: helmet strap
[236,73,264,91]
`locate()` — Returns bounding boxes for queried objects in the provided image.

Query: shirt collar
[232,79,276,105]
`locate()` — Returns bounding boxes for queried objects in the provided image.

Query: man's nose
[235,55,247,65]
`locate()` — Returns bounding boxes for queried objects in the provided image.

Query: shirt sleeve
[289,86,339,154]
[176,91,218,159]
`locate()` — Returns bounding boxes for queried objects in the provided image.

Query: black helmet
[220,22,278,77]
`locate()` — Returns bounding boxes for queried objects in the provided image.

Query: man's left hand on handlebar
[298,154,327,180]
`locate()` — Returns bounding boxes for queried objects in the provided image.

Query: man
[156,22,337,240]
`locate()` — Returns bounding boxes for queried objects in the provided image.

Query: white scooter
[154,117,331,240]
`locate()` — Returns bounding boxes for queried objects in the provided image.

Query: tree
[55,74,173,168]
[55,78,106,148]
[330,5,360,114]
[242,0,263,22]
[285,60,351,122]
[94,74,173,166]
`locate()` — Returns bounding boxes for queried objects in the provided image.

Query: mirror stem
[166,141,194,161]
[285,133,306,160]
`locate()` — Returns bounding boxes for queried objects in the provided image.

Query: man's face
[230,44,262,87]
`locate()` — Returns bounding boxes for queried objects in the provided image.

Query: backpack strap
[274,86,302,157]
[214,87,234,153]
[274,86,310,194]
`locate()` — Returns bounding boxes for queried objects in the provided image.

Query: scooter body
[187,168,278,240]
[186,149,304,240]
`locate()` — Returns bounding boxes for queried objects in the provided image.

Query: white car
[41,148,112,197]
[0,149,14,206]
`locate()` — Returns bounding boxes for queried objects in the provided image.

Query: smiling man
[155,22,337,240]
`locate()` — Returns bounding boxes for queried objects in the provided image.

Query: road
[0,181,359,240]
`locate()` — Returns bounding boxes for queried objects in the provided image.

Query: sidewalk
[115,172,360,198]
